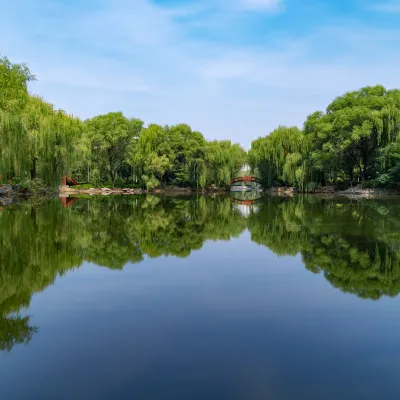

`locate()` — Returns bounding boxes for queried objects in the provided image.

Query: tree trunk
[30,157,37,180]
[110,170,116,185]
[362,163,367,182]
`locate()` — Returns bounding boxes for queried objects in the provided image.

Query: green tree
[248,126,306,187]
[85,112,135,185]
[205,140,247,187]
[0,56,34,113]
[0,57,34,180]
[23,96,82,184]
[305,85,400,184]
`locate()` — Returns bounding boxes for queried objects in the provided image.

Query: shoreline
[59,185,228,196]
[59,185,400,200]
[2,185,400,206]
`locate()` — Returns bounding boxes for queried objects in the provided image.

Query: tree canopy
[4,55,400,190]
[250,86,400,189]
[1,57,246,189]
[0,57,81,185]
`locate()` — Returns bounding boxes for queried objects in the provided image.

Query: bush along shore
[0,179,60,206]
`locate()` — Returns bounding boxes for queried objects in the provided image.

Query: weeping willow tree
[0,57,34,181]
[128,125,246,189]
[22,96,82,185]
[203,140,247,187]
[0,57,82,186]
[248,126,308,188]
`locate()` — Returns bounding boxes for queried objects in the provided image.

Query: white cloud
[1,0,400,149]
[240,0,284,12]
[367,1,400,12]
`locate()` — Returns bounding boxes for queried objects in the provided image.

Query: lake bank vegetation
[0,57,245,191]
[249,86,400,190]
[2,56,400,192]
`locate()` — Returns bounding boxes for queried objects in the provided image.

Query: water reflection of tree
[248,197,400,299]
[0,196,246,350]
[3,195,400,351]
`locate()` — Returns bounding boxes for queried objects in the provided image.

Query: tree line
[3,55,400,190]
[249,86,400,189]
[0,57,246,189]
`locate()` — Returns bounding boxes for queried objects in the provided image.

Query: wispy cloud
[0,0,399,148]
[367,0,400,12]
[240,0,285,12]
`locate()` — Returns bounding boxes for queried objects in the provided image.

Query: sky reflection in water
[1,195,400,399]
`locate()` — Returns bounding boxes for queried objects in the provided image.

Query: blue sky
[1,0,400,148]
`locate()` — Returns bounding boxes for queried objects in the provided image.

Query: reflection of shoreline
[61,192,264,209]
[3,195,400,352]
[1,195,249,351]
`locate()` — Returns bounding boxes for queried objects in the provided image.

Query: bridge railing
[229,176,260,185]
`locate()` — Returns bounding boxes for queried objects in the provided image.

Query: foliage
[1,56,245,188]
[1,57,81,186]
[4,55,400,190]
[250,86,400,189]
[83,113,140,185]
[248,126,308,188]
[127,124,246,188]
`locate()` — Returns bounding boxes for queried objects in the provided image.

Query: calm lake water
[1,195,400,399]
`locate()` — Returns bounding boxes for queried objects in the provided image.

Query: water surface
[1,195,400,399]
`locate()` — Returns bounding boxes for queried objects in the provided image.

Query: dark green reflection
[248,197,400,300]
[2,195,400,351]
[0,195,246,350]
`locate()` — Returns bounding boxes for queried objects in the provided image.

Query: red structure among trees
[61,176,79,186]
[229,176,261,185]
[60,197,79,208]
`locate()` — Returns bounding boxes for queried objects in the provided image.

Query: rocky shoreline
[266,185,400,198]
[336,187,400,198]
[59,184,227,196]
[2,184,400,205]
[0,184,29,206]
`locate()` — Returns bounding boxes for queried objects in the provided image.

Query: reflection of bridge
[231,198,260,217]
[230,190,263,217]
[230,197,261,206]
[230,176,261,185]
[60,196,79,208]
